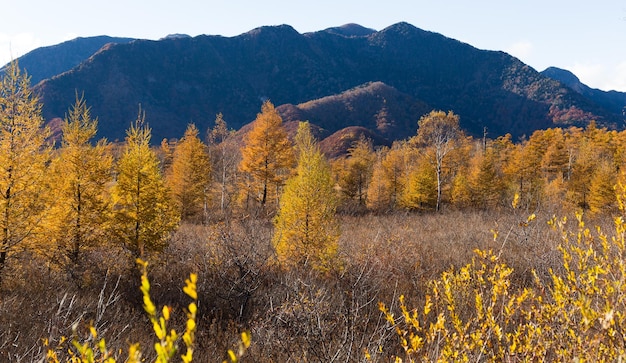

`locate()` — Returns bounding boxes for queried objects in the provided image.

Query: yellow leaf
[227,349,237,362]
[241,331,251,349]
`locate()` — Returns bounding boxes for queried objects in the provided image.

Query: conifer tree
[468,148,505,209]
[566,132,599,210]
[167,124,211,223]
[588,160,617,215]
[239,101,295,209]
[541,128,570,181]
[273,122,339,272]
[399,156,438,210]
[46,94,113,272]
[366,142,413,211]
[367,148,391,211]
[504,131,548,210]
[338,136,375,205]
[0,61,50,281]
[208,113,240,215]
[111,109,178,259]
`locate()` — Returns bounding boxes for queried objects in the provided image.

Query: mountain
[541,67,626,118]
[2,36,136,85]
[321,23,377,37]
[277,81,431,141]
[29,22,624,144]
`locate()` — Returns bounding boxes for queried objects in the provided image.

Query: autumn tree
[588,160,618,215]
[337,136,375,205]
[159,137,175,172]
[367,141,413,211]
[414,110,462,211]
[504,130,549,210]
[399,155,438,210]
[46,94,113,273]
[167,124,211,223]
[541,128,570,181]
[0,61,50,281]
[566,127,605,210]
[239,100,295,209]
[366,147,392,211]
[208,113,240,215]
[111,110,178,260]
[273,122,339,272]
[467,147,506,209]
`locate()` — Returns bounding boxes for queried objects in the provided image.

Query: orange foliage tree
[239,100,295,209]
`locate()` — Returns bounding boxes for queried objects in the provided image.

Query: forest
[2,59,626,362]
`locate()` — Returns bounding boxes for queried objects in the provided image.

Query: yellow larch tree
[208,113,240,215]
[111,110,178,260]
[366,141,414,211]
[167,124,211,223]
[399,154,438,210]
[366,147,392,211]
[273,122,339,272]
[540,128,570,181]
[588,159,618,215]
[337,135,375,205]
[566,126,606,210]
[0,61,51,282]
[239,100,295,209]
[46,94,113,273]
[504,130,549,210]
[468,147,506,209]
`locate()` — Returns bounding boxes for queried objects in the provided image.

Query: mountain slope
[2,36,135,85]
[542,66,626,118]
[277,81,430,141]
[32,22,622,143]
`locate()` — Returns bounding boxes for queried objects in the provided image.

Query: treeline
[337,113,626,216]
[2,60,626,282]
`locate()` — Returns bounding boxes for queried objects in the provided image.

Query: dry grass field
[1,208,586,362]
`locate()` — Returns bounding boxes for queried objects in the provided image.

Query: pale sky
[2,0,626,91]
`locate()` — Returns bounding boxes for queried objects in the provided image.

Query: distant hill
[26,22,624,145]
[319,126,391,159]
[2,36,136,85]
[541,67,626,119]
[277,81,431,141]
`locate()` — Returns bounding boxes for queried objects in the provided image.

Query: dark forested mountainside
[542,66,626,119]
[25,22,625,144]
[1,36,135,85]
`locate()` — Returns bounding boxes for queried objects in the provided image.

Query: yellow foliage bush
[380,201,626,361]
[44,259,250,363]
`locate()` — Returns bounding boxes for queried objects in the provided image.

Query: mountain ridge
[9,22,624,145]
[541,66,626,118]
[1,36,136,85]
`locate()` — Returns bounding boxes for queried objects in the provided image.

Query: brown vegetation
[1,209,565,361]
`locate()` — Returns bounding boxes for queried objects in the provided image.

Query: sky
[2,0,626,91]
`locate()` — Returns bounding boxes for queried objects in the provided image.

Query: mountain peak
[160,34,191,40]
[242,24,301,38]
[542,67,581,86]
[322,23,377,37]
[379,22,421,35]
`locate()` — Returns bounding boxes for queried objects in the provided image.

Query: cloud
[568,62,626,92]
[505,40,533,60]
[603,61,626,92]
[0,32,42,66]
